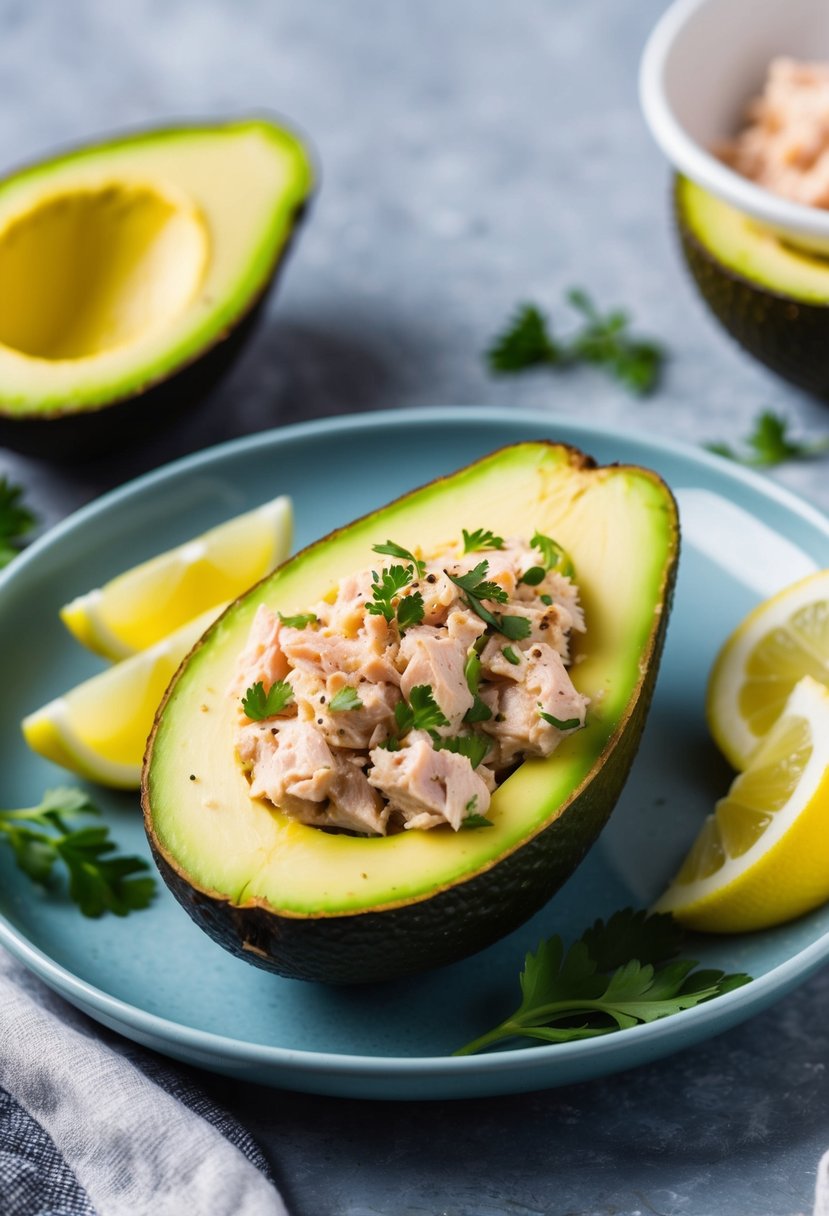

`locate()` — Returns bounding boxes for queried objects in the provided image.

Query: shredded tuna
[231,532,588,836]
[718,58,829,209]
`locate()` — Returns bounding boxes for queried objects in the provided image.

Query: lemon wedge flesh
[60,495,292,660]
[707,568,829,771]
[22,605,226,788]
[654,675,829,933]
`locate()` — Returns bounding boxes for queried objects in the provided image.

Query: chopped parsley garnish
[447,560,531,642]
[540,594,553,606]
[462,813,494,830]
[372,540,426,577]
[538,704,581,731]
[464,652,482,694]
[449,561,509,604]
[396,590,425,632]
[0,787,156,917]
[0,476,37,569]
[431,732,490,769]
[532,532,575,579]
[329,685,363,712]
[486,292,663,397]
[502,645,521,666]
[391,685,449,740]
[241,680,294,720]
[518,565,546,586]
[462,528,504,554]
[278,611,317,629]
[365,564,414,623]
[464,696,493,724]
[455,908,751,1055]
[705,410,829,469]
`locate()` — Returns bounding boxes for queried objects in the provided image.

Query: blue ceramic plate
[2,407,828,1100]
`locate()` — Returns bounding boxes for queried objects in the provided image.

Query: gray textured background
[2,1,829,1213]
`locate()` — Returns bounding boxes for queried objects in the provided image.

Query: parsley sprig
[366,563,425,631]
[448,561,531,642]
[329,685,363,712]
[531,531,575,580]
[0,476,37,569]
[706,410,829,469]
[0,788,156,917]
[395,685,449,737]
[278,611,317,629]
[372,540,426,578]
[432,732,490,769]
[462,528,504,554]
[486,291,663,396]
[241,680,294,720]
[455,908,750,1055]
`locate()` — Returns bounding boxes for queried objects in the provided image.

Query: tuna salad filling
[231,530,589,835]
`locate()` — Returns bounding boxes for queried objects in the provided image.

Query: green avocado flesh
[0,119,312,416]
[144,442,679,983]
[675,176,829,396]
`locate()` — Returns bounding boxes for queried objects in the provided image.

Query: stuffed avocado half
[0,118,313,457]
[675,175,829,397]
[143,442,679,984]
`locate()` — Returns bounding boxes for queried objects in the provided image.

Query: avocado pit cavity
[0,184,208,360]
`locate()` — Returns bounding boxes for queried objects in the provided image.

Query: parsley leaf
[278,611,317,629]
[396,590,425,632]
[486,292,663,396]
[464,696,493,724]
[393,685,450,737]
[449,560,509,604]
[0,476,37,569]
[487,304,562,373]
[705,410,829,469]
[329,685,363,712]
[462,813,494,830]
[566,288,663,396]
[372,540,426,578]
[454,907,751,1055]
[462,528,505,554]
[447,561,531,641]
[538,706,581,731]
[532,532,575,579]
[431,732,490,769]
[518,565,546,587]
[241,680,294,720]
[365,564,414,623]
[0,788,156,917]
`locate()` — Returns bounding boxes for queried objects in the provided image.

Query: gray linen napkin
[0,948,287,1216]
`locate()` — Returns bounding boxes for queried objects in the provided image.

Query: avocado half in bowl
[675,175,829,397]
[0,118,314,459]
[143,442,679,985]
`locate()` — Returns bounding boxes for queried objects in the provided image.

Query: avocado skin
[0,202,308,462]
[148,551,676,986]
[674,180,829,398]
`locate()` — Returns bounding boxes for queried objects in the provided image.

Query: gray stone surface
[1,1,828,1213]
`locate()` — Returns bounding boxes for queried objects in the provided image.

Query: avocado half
[143,442,679,984]
[675,175,829,397]
[0,118,313,459]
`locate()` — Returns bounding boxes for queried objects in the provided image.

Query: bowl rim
[639,0,829,244]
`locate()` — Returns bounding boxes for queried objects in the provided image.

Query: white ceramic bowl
[640,0,829,253]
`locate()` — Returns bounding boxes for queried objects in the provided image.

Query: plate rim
[2,403,829,1082]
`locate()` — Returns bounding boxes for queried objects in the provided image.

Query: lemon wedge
[654,675,829,933]
[707,568,829,771]
[22,605,225,788]
[60,495,292,659]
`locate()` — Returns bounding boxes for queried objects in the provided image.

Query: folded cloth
[0,948,288,1216]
